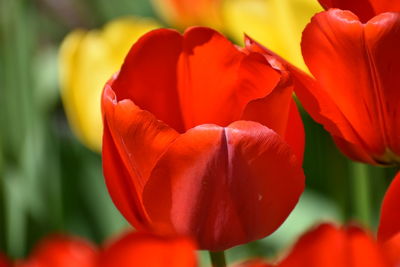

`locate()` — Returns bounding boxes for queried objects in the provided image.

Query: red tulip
[102,27,305,251]
[99,231,197,267]
[16,235,97,267]
[318,0,400,22]
[278,223,391,267]
[290,9,400,165]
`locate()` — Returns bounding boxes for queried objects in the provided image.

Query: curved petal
[111,28,186,132]
[143,121,304,251]
[99,231,197,267]
[102,85,179,228]
[279,224,390,267]
[318,0,400,22]
[240,69,292,138]
[301,10,400,164]
[378,172,400,243]
[241,80,304,163]
[178,27,281,130]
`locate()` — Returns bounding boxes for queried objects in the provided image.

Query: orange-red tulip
[16,235,97,267]
[318,0,400,22]
[278,223,391,267]
[102,27,305,251]
[291,9,400,165]
[99,231,197,267]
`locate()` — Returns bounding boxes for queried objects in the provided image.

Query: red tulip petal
[111,28,185,132]
[378,172,400,243]
[301,10,400,162]
[102,85,179,228]
[99,231,197,267]
[241,72,292,139]
[302,10,378,153]
[143,121,304,251]
[279,224,389,267]
[177,27,281,130]
[318,0,400,22]
[20,235,97,267]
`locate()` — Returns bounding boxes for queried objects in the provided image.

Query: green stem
[350,162,371,227]
[209,251,227,267]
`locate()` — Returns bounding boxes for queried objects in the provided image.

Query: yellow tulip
[222,0,322,71]
[59,17,160,152]
[151,0,223,30]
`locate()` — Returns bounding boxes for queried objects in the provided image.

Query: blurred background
[0,0,398,264]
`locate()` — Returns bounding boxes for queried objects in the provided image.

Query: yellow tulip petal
[222,0,322,71]
[59,17,160,152]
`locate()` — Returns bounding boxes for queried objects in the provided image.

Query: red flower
[102,27,305,251]
[318,0,400,22]
[290,9,400,165]
[378,172,400,265]
[16,235,97,267]
[278,223,391,267]
[98,231,197,267]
